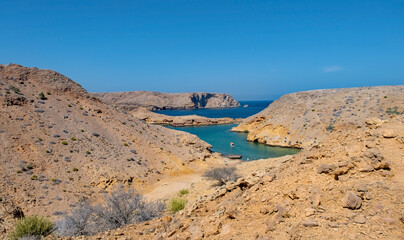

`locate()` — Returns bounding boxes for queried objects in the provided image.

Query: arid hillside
[233,86,404,148]
[0,64,220,235]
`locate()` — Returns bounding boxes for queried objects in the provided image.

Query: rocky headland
[92,91,241,111]
[130,107,241,126]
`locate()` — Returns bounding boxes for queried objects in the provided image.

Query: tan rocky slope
[79,86,403,240]
[232,86,404,148]
[92,91,240,110]
[0,64,221,235]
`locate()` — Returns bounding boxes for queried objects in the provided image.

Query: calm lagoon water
[157,101,272,119]
[163,101,299,160]
[169,124,300,161]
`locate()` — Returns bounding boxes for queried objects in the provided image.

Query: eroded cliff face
[233,86,404,148]
[92,91,240,110]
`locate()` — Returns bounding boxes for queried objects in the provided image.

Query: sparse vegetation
[326,123,334,132]
[57,187,165,237]
[46,91,51,95]
[71,137,76,141]
[386,107,401,115]
[9,85,20,93]
[8,216,54,240]
[178,189,189,196]
[123,143,128,146]
[73,167,78,172]
[38,92,47,100]
[62,141,68,145]
[30,175,38,180]
[203,167,240,186]
[167,197,186,214]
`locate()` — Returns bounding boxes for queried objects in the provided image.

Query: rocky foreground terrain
[92,91,240,111]
[0,64,231,237]
[78,86,403,240]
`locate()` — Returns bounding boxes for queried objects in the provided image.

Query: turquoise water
[169,124,300,161]
[157,101,272,119]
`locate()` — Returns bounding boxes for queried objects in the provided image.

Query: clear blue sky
[1,0,403,100]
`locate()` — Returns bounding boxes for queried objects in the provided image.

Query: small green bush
[39,92,47,100]
[70,137,76,141]
[73,167,78,172]
[30,175,38,180]
[167,197,186,214]
[61,141,68,145]
[46,91,51,95]
[178,189,189,196]
[8,216,54,240]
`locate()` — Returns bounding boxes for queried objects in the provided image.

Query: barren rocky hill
[92,91,240,110]
[78,86,403,239]
[0,64,222,235]
[233,86,404,148]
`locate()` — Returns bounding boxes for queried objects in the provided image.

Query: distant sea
[156,101,272,119]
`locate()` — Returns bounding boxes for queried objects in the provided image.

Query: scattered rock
[317,164,337,174]
[382,129,397,138]
[342,191,362,210]
[302,219,319,227]
[353,214,366,224]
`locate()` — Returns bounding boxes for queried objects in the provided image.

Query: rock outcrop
[92,91,240,110]
[130,107,241,126]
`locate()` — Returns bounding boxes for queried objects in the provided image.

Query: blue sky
[1,0,403,100]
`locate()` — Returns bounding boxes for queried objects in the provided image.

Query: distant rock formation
[92,91,241,110]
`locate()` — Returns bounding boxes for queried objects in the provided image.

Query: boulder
[342,191,362,210]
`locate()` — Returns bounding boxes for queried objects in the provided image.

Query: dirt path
[143,173,204,201]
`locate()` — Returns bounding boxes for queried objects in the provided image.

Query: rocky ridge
[92,91,241,111]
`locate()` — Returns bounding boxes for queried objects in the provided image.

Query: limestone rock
[342,191,362,210]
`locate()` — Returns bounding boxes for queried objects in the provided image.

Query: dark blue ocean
[156,101,272,119]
